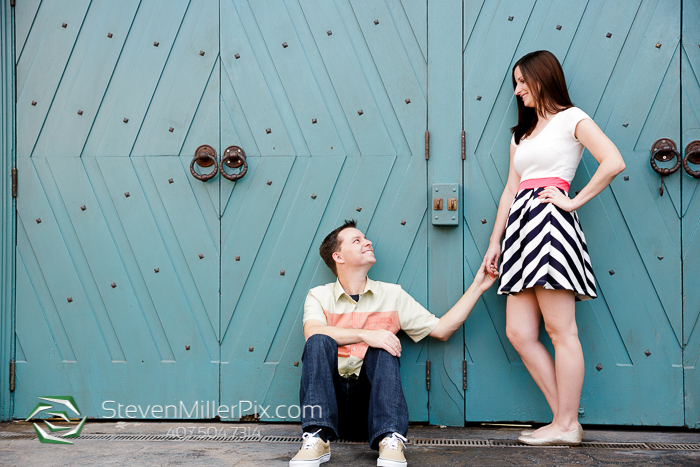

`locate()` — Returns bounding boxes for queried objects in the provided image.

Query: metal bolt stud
[481,219,487,224]
[280,270,285,276]
[294,361,299,367]
[623,176,629,181]
[476,95,482,101]
[31,101,37,106]
[556,25,562,30]
[282,42,288,48]
[657,255,664,260]
[77,110,83,115]
[596,363,603,371]
[508,16,513,21]
[374,20,379,25]
[154,41,159,47]
[168,178,174,184]
[111,282,117,288]
[125,192,130,197]
[186,345,190,350]
[235,53,240,59]
[199,50,205,56]
[400,220,406,225]
[123,118,129,123]
[356,207,362,212]
[609,269,615,275]
[267,180,272,185]
[36,218,41,223]
[62,23,67,28]
[405,98,411,104]
[622,122,629,128]
[644,349,651,356]
[311,194,317,199]
[154,268,159,273]
[312,118,317,124]
[67,297,73,303]
[358,109,363,115]
[266,128,271,134]
[107,32,113,38]
[80,205,86,211]
[235,256,240,261]
[168,127,174,132]
[249,346,254,352]
[327,30,332,36]
[606,32,612,38]
[655,42,661,48]
[198,253,204,259]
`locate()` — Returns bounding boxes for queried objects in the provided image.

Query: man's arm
[304,320,403,357]
[429,258,497,341]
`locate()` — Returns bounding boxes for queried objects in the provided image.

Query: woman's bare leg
[528,286,583,438]
[505,288,558,426]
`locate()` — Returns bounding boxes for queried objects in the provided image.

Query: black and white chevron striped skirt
[497,187,597,301]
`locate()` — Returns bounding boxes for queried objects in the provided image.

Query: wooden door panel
[463,0,683,425]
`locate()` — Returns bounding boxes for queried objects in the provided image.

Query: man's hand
[359,329,402,357]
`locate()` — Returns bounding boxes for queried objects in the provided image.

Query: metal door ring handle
[191,145,218,181]
[683,140,700,179]
[220,145,248,181]
[650,138,681,176]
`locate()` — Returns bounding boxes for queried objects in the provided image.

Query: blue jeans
[299,334,409,449]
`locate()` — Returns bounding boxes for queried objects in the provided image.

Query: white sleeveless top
[511,107,591,185]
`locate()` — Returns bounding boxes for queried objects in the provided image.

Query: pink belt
[519,177,570,193]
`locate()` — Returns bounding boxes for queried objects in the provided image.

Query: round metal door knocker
[650,138,681,196]
[650,138,681,176]
[191,145,219,181]
[220,145,248,181]
[683,140,700,179]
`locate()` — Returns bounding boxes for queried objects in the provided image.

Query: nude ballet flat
[517,424,582,446]
[519,428,535,436]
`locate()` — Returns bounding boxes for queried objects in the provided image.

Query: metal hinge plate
[11,168,17,198]
[425,131,429,160]
[461,131,465,160]
[463,360,467,390]
[10,0,14,7]
[426,360,431,390]
[9,360,14,392]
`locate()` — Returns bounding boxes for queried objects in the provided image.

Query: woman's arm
[538,119,626,211]
[484,143,521,275]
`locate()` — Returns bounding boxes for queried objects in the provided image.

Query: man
[290,220,497,467]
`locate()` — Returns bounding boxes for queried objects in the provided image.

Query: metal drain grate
[647,443,700,451]
[78,434,116,440]
[185,435,261,443]
[488,439,568,448]
[0,433,35,440]
[260,435,303,444]
[412,438,489,446]
[111,434,181,441]
[581,442,649,450]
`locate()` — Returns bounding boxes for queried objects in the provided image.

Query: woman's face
[514,66,535,108]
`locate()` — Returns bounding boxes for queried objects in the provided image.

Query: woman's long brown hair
[511,50,574,144]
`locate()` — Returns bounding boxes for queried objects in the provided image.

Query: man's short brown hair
[319,220,357,277]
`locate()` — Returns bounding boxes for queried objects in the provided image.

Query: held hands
[483,242,501,281]
[537,186,576,212]
[474,257,498,293]
[360,329,402,357]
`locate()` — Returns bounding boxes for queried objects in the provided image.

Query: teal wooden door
[13,0,432,421]
[14,0,222,417]
[217,0,431,422]
[463,0,689,426]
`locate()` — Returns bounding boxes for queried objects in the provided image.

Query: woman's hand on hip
[538,186,577,212]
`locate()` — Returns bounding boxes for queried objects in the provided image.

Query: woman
[484,50,625,446]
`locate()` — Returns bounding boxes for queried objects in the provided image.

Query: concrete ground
[1,421,700,466]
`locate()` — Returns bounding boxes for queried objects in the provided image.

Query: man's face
[333,228,376,271]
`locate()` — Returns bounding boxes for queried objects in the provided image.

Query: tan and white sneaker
[289,430,330,467]
[377,432,407,467]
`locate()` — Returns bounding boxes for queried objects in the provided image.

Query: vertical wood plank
[427,0,463,426]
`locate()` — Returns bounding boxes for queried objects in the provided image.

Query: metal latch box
[432,183,459,225]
